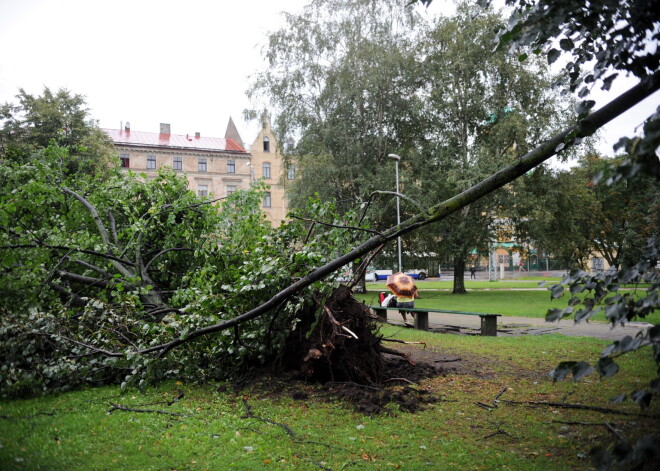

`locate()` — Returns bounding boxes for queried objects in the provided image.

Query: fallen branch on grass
[241,398,296,438]
[502,400,660,419]
[107,402,188,416]
[552,420,625,442]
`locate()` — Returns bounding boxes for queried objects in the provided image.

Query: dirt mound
[280,285,386,384]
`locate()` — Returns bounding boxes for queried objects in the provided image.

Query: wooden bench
[370,306,501,336]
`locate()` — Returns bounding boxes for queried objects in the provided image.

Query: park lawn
[355,289,660,325]
[366,280,556,290]
[1,326,658,470]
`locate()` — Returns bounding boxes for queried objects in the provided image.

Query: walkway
[383,310,652,341]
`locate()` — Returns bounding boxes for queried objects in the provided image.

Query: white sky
[1,0,657,155]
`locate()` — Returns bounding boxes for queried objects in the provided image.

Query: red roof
[102,129,247,153]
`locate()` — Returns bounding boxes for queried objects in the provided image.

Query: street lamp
[388,153,402,274]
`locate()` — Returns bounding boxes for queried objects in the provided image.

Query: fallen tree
[1,72,657,399]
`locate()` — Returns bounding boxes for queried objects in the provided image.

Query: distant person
[519,260,525,271]
[386,273,418,325]
[470,266,476,279]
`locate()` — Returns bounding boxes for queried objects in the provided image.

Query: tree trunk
[352,260,367,294]
[453,257,467,294]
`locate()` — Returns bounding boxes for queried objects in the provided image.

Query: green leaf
[545,308,564,322]
[559,38,574,51]
[630,389,652,410]
[596,357,619,378]
[547,48,561,64]
[549,361,575,382]
[550,284,565,299]
[572,361,594,381]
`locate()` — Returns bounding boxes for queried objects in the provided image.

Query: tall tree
[0,87,116,176]
[248,0,426,221]
[406,2,571,292]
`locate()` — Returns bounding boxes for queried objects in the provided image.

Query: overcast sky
[1,0,657,155]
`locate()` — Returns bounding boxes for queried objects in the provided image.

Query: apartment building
[103,117,289,226]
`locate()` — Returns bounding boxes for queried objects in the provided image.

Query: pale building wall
[248,117,289,227]
[116,145,251,198]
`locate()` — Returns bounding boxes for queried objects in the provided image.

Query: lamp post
[388,153,402,274]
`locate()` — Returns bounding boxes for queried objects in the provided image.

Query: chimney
[125,121,131,131]
[195,132,200,139]
[160,123,170,134]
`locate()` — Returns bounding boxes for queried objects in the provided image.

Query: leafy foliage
[0,144,367,398]
[543,238,659,466]
[0,87,116,176]
[494,0,660,179]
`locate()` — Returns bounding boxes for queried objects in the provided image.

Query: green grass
[1,327,658,470]
[367,280,553,290]
[356,289,660,325]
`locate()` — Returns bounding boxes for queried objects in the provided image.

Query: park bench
[369,306,501,336]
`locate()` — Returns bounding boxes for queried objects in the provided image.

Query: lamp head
[387,153,401,161]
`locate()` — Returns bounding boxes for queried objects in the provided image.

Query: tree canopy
[0,87,116,176]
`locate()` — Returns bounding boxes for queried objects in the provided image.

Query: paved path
[383,310,652,341]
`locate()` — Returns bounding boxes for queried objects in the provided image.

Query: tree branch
[144,248,194,273]
[62,187,133,278]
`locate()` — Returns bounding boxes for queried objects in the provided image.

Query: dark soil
[243,286,505,414]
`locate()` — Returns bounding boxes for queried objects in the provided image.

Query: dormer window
[263,136,270,152]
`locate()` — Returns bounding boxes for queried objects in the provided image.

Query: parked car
[373,269,428,280]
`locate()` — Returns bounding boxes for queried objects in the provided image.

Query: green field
[366,279,558,290]
[1,326,658,470]
[356,288,660,325]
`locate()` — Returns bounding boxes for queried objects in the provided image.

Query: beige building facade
[103,118,290,226]
[248,114,291,227]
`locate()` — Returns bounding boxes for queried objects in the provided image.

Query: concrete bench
[370,306,501,336]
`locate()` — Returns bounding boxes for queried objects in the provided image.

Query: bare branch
[289,215,382,235]
[61,187,133,278]
[0,243,135,266]
[368,190,431,215]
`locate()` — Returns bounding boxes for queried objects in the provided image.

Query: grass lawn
[1,326,658,470]
[355,289,660,325]
[367,280,554,290]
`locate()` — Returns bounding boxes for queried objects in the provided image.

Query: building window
[227,185,236,196]
[198,184,208,197]
[227,160,235,173]
[263,191,271,208]
[147,155,156,169]
[198,158,207,172]
[120,153,130,168]
[263,136,270,152]
[287,164,296,180]
[173,156,182,171]
[263,162,271,179]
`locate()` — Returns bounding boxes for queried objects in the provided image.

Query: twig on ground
[107,403,188,416]
[326,381,382,391]
[384,377,415,385]
[380,346,416,366]
[134,390,185,407]
[475,401,495,411]
[0,411,58,420]
[434,358,460,363]
[241,398,296,438]
[561,391,575,403]
[482,429,517,440]
[503,400,660,419]
[552,420,626,442]
[493,386,509,407]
